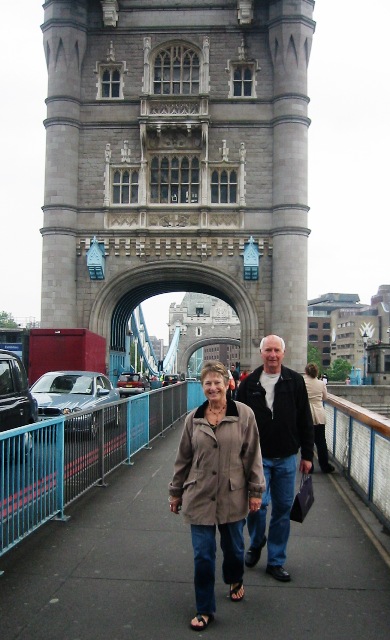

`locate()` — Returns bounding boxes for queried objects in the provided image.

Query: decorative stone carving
[149,101,200,116]
[107,41,116,62]
[103,143,111,206]
[142,37,151,94]
[121,140,131,163]
[238,36,248,61]
[237,0,253,25]
[219,140,229,162]
[110,214,139,227]
[147,129,202,151]
[101,1,119,27]
[209,213,239,227]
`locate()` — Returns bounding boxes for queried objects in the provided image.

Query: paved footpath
[1,420,390,640]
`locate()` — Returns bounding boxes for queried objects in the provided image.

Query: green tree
[0,311,19,328]
[307,343,322,374]
[326,358,351,382]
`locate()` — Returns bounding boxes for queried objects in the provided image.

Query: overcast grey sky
[1,2,388,342]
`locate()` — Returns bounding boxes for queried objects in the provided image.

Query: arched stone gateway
[179,337,241,378]
[41,1,315,373]
[88,261,260,373]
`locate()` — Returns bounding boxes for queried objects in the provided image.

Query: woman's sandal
[190,613,214,631]
[230,582,245,602]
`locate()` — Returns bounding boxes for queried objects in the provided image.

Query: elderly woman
[169,361,265,631]
[303,363,335,473]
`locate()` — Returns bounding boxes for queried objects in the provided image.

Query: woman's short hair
[200,361,229,384]
[305,362,319,378]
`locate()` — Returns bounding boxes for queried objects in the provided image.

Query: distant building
[148,335,164,361]
[364,285,390,384]
[307,293,365,368]
[311,285,390,385]
[329,307,377,374]
[203,344,240,370]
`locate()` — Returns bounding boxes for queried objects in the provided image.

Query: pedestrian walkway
[1,419,389,640]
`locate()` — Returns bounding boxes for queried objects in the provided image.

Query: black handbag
[290,473,314,523]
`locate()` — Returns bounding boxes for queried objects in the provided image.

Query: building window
[309,322,318,329]
[196,327,202,337]
[112,169,139,204]
[150,156,199,204]
[308,334,318,342]
[227,58,258,98]
[211,169,237,204]
[233,65,254,96]
[153,45,200,95]
[323,335,331,342]
[323,322,331,329]
[323,347,330,354]
[97,66,124,99]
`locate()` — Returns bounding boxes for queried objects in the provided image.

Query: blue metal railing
[3,385,389,563]
[324,394,390,531]
[1,381,200,562]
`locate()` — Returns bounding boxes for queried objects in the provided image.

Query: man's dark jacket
[236,365,314,461]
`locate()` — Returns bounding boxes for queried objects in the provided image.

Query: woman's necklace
[207,403,226,427]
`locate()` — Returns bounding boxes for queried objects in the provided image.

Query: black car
[162,374,180,387]
[0,349,38,433]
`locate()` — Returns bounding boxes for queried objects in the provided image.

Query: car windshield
[32,374,94,395]
[119,374,139,382]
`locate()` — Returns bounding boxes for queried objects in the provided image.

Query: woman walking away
[169,361,265,631]
[303,363,335,473]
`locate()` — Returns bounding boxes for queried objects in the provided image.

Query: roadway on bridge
[1,420,389,640]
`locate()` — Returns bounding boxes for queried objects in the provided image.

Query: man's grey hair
[260,335,286,352]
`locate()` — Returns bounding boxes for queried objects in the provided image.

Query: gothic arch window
[150,156,200,204]
[112,169,139,204]
[153,45,200,95]
[211,169,237,204]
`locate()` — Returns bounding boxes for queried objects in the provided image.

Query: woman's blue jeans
[247,455,297,566]
[190,519,245,615]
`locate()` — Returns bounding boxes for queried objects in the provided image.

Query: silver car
[30,371,120,435]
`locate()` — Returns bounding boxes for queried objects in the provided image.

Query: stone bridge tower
[41,0,316,374]
[169,293,241,373]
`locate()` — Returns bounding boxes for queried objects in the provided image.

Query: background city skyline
[2,1,388,344]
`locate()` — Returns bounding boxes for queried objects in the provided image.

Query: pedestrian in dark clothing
[236,335,314,582]
[230,364,240,399]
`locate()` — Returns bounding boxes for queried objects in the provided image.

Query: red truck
[28,329,106,385]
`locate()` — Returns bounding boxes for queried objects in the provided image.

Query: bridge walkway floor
[1,419,389,640]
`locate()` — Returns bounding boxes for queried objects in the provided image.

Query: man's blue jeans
[247,455,297,566]
[190,519,245,614]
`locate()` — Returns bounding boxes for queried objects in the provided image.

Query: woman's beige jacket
[303,374,327,425]
[169,400,265,526]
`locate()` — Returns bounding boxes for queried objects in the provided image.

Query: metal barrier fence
[325,393,390,531]
[0,381,203,563]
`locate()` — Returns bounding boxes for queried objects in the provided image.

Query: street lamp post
[134,337,138,373]
[362,330,368,384]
